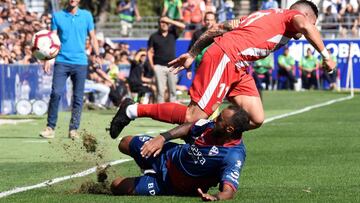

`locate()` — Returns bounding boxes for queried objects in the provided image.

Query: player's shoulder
[53,9,65,18]
[78,8,93,17]
[223,146,245,163]
[189,119,214,137]
[262,8,302,18]
[194,119,213,127]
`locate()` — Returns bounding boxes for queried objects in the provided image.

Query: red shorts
[190,43,259,116]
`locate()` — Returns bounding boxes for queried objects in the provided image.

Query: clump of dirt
[78,165,112,195]
[78,181,111,195]
[97,164,110,183]
[82,131,98,153]
[47,129,114,194]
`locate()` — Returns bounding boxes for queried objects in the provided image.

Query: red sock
[137,103,187,124]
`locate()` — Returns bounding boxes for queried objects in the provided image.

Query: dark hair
[204,11,216,21]
[158,15,167,24]
[227,105,250,134]
[120,50,128,56]
[290,0,318,18]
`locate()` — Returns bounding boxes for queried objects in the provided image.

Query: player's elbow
[251,116,264,129]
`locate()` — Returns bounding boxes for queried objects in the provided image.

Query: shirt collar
[64,8,81,17]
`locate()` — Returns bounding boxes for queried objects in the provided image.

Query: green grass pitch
[0,91,359,202]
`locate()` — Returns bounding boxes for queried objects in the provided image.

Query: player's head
[306,48,312,56]
[67,0,80,8]
[204,12,217,28]
[158,16,170,32]
[214,105,250,138]
[290,0,318,25]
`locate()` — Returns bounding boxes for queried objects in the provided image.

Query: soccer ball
[31,30,61,60]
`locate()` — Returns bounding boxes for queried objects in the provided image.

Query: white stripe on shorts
[198,54,230,110]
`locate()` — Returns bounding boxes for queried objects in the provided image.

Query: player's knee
[111,177,136,196]
[119,136,133,155]
[184,107,208,122]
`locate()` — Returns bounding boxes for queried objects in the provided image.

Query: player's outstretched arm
[188,19,240,58]
[168,19,241,73]
[140,122,194,158]
[291,15,336,72]
[197,184,235,201]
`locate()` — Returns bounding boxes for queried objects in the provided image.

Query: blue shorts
[129,135,179,195]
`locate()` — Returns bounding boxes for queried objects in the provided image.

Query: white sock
[126,104,138,119]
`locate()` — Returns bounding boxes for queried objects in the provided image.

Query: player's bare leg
[111,176,136,195]
[183,101,211,122]
[230,95,264,129]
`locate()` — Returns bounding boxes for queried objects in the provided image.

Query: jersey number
[217,83,230,99]
[242,11,271,27]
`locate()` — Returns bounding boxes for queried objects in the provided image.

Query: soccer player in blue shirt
[111,105,250,201]
[39,0,101,139]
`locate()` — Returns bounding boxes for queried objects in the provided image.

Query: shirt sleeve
[147,34,154,49]
[177,0,182,7]
[87,11,95,32]
[220,151,245,191]
[51,13,57,31]
[169,25,180,39]
[290,57,295,66]
[164,0,169,9]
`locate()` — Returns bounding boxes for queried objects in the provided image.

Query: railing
[96,15,360,39]
[96,16,160,38]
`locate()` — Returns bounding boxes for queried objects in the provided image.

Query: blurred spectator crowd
[0,0,51,64]
[320,0,360,38]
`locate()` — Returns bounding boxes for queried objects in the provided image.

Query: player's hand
[140,136,165,158]
[323,58,336,73]
[160,16,171,24]
[168,53,195,74]
[198,188,218,201]
[43,60,51,74]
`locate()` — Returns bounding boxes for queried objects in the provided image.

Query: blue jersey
[51,8,94,65]
[164,119,246,194]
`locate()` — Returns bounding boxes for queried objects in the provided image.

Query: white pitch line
[22,140,49,143]
[0,119,33,126]
[0,94,354,199]
[0,159,132,198]
[264,95,354,124]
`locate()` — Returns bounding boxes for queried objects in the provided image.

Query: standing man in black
[147,16,185,103]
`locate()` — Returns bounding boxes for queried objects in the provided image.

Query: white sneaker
[39,127,55,139]
[68,130,80,139]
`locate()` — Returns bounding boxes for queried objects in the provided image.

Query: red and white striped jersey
[214,9,304,68]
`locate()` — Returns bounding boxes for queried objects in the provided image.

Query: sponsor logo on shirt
[235,160,242,168]
[188,144,206,165]
[148,182,156,196]
[208,146,219,156]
